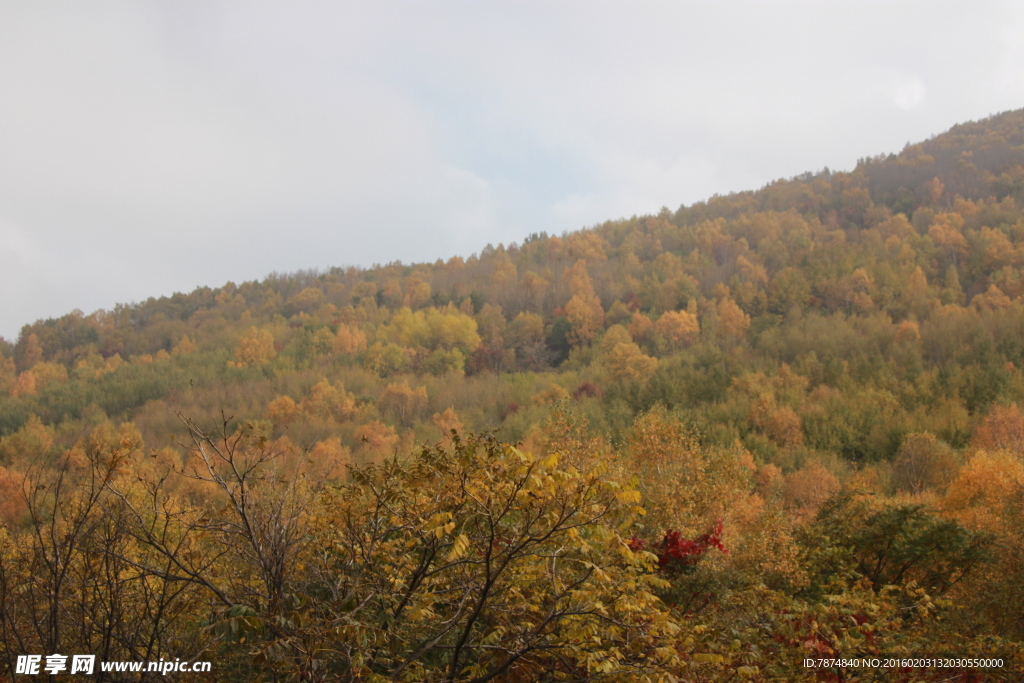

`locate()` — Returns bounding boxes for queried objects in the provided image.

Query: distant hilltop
[2,107,1024,466]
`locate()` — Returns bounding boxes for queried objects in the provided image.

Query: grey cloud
[1,1,1023,340]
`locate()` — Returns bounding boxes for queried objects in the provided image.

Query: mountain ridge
[3,107,1024,679]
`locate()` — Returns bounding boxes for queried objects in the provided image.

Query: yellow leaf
[447,533,469,561]
[615,489,642,504]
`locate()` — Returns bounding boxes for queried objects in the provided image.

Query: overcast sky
[2,1,1023,341]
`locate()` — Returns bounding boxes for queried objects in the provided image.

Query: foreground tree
[0,422,210,678]
[94,418,679,682]
[256,432,680,681]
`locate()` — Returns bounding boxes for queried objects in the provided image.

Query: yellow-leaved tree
[431,406,464,444]
[354,420,399,462]
[605,340,657,384]
[171,335,197,355]
[628,405,753,536]
[229,327,277,367]
[333,323,368,356]
[379,381,428,426]
[715,296,750,341]
[293,433,679,681]
[600,325,656,383]
[301,379,357,422]
[655,309,700,351]
[563,260,604,347]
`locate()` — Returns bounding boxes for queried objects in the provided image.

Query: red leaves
[629,520,727,573]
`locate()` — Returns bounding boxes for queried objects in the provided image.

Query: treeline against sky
[1,110,1024,680]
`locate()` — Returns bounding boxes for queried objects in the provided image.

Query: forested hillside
[2,110,1024,680]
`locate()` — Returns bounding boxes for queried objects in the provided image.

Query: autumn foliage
[3,108,1024,679]
[629,521,728,574]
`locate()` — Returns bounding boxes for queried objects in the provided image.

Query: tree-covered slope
[3,108,1024,681]
[3,108,1024,463]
